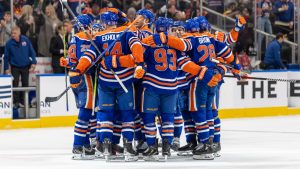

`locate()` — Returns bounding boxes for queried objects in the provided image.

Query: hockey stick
[63,32,69,111]
[224,74,300,83]
[211,58,300,83]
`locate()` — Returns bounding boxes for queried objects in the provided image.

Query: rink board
[1,71,300,129]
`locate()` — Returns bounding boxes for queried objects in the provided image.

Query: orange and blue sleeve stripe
[216,45,234,64]
[167,36,192,51]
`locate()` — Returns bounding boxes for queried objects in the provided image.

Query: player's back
[68,32,91,68]
[94,26,140,86]
[187,32,217,68]
[143,44,187,94]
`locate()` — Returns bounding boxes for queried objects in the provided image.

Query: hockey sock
[161,113,175,145]
[213,109,221,143]
[85,113,96,145]
[121,110,135,143]
[191,109,209,144]
[74,108,92,147]
[174,111,183,138]
[112,111,122,144]
[206,108,214,139]
[142,113,157,146]
[182,110,196,143]
[134,111,144,141]
[97,110,114,143]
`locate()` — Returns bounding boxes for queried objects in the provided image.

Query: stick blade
[45,97,58,103]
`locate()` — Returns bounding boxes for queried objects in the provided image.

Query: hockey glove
[215,31,226,43]
[60,57,68,67]
[101,55,120,69]
[230,63,242,80]
[69,68,82,88]
[234,16,246,32]
[134,62,146,79]
[197,67,221,87]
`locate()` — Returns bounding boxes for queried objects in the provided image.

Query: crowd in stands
[0,0,297,73]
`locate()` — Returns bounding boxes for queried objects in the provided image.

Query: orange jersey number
[67,44,78,63]
[197,44,216,63]
[103,42,123,56]
[154,49,177,71]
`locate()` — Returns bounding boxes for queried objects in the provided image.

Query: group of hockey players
[59,7,247,162]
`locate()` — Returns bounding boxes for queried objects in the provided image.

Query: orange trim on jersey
[162,129,174,133]
[140,26,153,33]
[85,52,95,61]
[189,81,197,112]
[224,54,235,64]
[113,129,122,132]
[182,62,201,76]
[175,119,184,123]
[85,75,93,109]
[146,131,156,135]
[178,58,190,67]
[143,77,178,87]
[99,124,113,128]
[99,70,134,79]
[220,48,231,58]
[229,29,239,43]
[167,36,187,51]
[75,128,88,133]
[131,43,144,63]
[196,125,209,129]
[75,31,91,40]
[76,57,91,74]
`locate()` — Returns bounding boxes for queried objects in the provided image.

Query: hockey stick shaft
[224,75,300,83]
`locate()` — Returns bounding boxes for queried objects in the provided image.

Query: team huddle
[59,7,246,161]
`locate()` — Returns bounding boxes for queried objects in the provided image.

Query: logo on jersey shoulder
[102,34,120,42]
[21,41,27,46]
[198,37,211,44]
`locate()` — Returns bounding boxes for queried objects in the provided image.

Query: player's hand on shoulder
[60,57,68,67]
[101,55,120,69]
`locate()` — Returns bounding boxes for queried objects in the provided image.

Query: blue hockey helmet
[155,17,171,33]
[136,9,155,25]
[194,16,209,32]
[76,14,92,29]
[185,19,199,33]
[92,23,104,31]
[101,11,119,26]
[171,21,185,29]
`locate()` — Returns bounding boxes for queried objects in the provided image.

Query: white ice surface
[1,115,300,169]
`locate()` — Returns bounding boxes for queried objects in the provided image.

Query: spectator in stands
[87,3,101,23]
[263,33,286,69]
[273,0,294,38]
[257,0,273,43]
[127,7,136,23]
[38,4,61,57]
[0,12,13,58]
[17,5,43,53]
[4,26,37,108]
[49,24,65,74]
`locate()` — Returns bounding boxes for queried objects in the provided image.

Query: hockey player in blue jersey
[167,20,187,151]
[132,9,155,153]
[63,14,96,160]
[73,11,145,161]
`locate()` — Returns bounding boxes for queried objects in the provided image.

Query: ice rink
[1,115,300,169]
